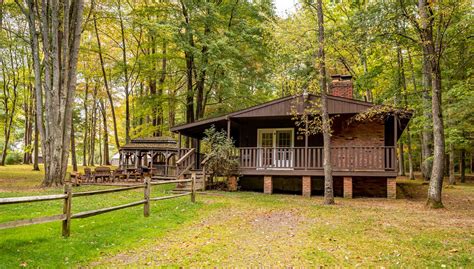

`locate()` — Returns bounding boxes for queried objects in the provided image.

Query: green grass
[0,165,207,268]
[1,165,473,267]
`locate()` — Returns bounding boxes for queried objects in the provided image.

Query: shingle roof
[120,137,177,151]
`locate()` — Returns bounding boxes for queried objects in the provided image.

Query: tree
[16,0,84,185]
[399,0,468,207]
[314,0,334,205]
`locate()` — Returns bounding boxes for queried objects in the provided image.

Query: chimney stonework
[330,74,353,99]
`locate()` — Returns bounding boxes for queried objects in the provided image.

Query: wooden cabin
[171,75,411,198]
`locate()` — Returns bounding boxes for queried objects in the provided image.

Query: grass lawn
[1,165,473,267]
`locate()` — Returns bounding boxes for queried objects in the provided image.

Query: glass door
[276,130,293,168]
[258,130,274,168]
[258,129,294,169]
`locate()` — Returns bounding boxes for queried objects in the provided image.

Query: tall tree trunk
[71,120,77,172]
[158,42,167,130]
[117,0,131,143]
[426,59,445,208]
[33,101,40,171]
[397,43,411,177]
[406,125,415,180]
[0,0,3,29]
[469,153,474,174]
[93,11,120,150]
[421,51,433,181]
[418,0,445,208]
[168,87,177,134]
[0,74,17,166]
[100,100,110,165]
[82,80,88,166]
[360,50,372,102]
[89,87,98,166]
[180,0,195,126]
[0,39,19,166]
[98,115,102,165]
[18,0,85,186]
[460,149,466,183]
[398,143,405,176]
[315,0,334,205]
[448,144,455,185]
[195,6,211,120]
[23,84,33,164]
[406,49,416,180]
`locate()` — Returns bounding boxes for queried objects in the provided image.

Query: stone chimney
[329,74,353,99]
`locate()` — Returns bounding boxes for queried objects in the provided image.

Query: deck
[124,146,398,178]
[236,146,397,177]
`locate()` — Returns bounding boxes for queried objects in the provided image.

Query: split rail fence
[0,176,196,237]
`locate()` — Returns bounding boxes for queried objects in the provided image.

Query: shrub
[5,152,23,165]
[203,126,239,178]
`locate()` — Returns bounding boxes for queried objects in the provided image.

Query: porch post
[135,150,140,168]
[394,115,398,172]
[305,120,308,170]
[196,139,201,170]
[178,132,182,150]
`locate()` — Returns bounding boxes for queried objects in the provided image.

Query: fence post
[144,177,150,217]
[62,183,72,237]
[191,172,196,203]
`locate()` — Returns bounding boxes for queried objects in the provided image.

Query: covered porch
[172,114,406,177]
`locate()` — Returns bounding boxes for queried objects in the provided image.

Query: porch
[236,146,397,177]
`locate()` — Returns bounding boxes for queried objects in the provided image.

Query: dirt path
[92,196,318,267]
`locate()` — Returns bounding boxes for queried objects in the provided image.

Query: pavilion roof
[120,137,178,151]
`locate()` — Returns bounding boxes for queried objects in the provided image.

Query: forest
[0,0,472,199]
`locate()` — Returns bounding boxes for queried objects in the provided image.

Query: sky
[274,0,298,17]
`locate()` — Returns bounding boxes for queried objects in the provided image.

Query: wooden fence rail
[0,175,196,237]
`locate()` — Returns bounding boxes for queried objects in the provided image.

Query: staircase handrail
[177,148,195,165]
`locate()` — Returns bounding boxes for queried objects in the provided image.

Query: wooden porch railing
[237,146,396,171]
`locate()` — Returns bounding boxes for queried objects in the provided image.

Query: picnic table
[122,168,141,182]
[92,167,111,183]
[111,169,127,182]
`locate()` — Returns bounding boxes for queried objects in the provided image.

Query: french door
[257,128,294,169]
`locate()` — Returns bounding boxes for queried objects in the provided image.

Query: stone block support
[343,177,353,199]
[264,176,272,194]
[227,176,238,192]
[302,176,311,197]
[387,178,397,199]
